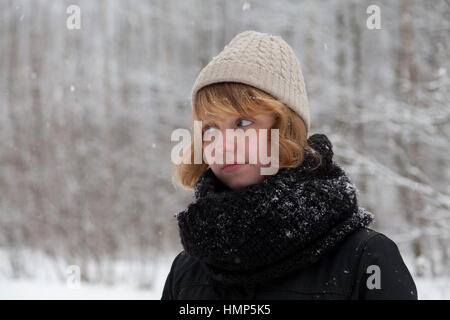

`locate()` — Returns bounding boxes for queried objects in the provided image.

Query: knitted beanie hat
[191,30,310,133]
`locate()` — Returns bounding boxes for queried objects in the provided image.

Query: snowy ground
[0,268,170,300]
[0,278,162,299]
[414,277,450,300]
[2,274,449,300]
[0,248,173,300]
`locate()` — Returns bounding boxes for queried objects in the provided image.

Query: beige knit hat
[191,30,310,133]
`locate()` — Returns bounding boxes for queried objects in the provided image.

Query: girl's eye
[237,119,253,127]
[203,125,217,133]
[203,119,252,133]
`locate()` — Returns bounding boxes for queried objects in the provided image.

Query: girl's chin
[224,172,267,190]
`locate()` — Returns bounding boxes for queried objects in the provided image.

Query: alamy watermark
[66,264,81,290]
[366,5,381,30]
[171,120,280,175]
[366,264,381,290]
[66,5,81,30]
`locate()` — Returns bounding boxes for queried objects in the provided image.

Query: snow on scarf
[176,133,374,287]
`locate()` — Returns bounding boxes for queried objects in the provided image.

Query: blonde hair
[172,82,321,190]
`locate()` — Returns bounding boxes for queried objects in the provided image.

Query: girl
[162,30,417,300]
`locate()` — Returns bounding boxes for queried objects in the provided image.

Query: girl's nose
[211,129,237,164]
[221,129,237,153]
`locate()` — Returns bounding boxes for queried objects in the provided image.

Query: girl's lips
[222,164,246,173]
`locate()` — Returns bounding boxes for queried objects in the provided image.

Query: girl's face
[202,112,277,190]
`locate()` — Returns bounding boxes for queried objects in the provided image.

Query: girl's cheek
[244,129,269,165]
[245,134,256,164]
[234,135,247,163]
[257,128,272,164]
[203,141,216,165]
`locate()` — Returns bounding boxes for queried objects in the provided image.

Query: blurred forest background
[0,0,449,290]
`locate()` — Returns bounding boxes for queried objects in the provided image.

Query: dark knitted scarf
[176,133,374,288]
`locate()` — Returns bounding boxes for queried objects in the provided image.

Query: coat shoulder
[322,226,387,267]
[161,250,206,299]
[343,227,418,299]
[335,226,404,269]
[340,227,385,251]
[340,227,406,262]
[170,250,210,285]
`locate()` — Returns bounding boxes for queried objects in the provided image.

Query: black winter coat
[161,227,417,300]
